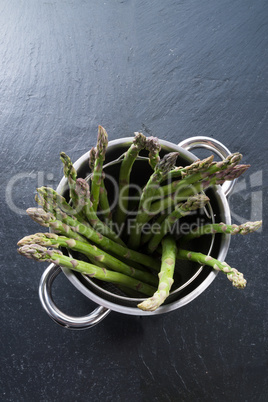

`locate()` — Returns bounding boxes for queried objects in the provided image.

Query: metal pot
[39,136,235,329]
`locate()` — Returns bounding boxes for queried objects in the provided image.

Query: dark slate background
[1,1,267,401]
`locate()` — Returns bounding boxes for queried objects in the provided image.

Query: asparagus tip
[133,132,147,149]
[18,244,62,262]
[137,291,166,311]
[158,152,179,175]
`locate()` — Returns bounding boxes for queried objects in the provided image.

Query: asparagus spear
[18,244,156,296]
[138,236,177,311]
[128,152,179,250]
[114,132,147,227]
[180,220,262,244]
[26,207,161,271]
[145,136,161,169]
[99,174,112,220]
[147,194,210,254]
[176,249,246,289]
[59,152,81,212]
[89,146,112,220]
[88,147,96,171]
[74,178,125,246]
[90,126,108,212]
[18,233,158,287]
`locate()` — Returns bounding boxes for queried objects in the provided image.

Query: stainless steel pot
[39,136,234,329]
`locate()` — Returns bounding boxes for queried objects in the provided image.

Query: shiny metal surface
[39,263,110,330]
[178,136,236,196]
[39,136,232,328]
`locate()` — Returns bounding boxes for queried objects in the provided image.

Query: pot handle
[178,136,236,196]
[39,263,111,330]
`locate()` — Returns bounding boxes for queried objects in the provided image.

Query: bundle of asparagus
[17,126,262,312]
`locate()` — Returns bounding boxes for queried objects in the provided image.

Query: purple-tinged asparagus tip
[18,244,63,262]
[146,136,161,154]
[180,194,210,213]
[215,164,250,184]
[89,147,96,171]
[97,126,108,152]
[133,132,147,149]
[158,152,179,175]
[75,178,90,200]
[26,207,55,227]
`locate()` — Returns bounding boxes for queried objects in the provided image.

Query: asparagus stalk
[89,146,112,220]
[128,152,179,250]
[88,147,96,171]
[26,207,161,271]
[90,126,108,212]
[18,233,158,287]
[140,212,168,246]
[176,249,247,289]
[114,132,147,227]
[148,163,249,219]
[145,136,161,169]
[74,178,125,246]
[18,244,156,296]
[147,194,210,254]
[180,220,262,244]
[99,174,112,220]
[59,152,80,211]
[138,236,177,311]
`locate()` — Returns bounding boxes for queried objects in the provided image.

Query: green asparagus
[177,248,247,288]
[74,178,125,245]
[59,152,80,210]
[167,155,215,180]
[89,146,112,220]
[26,207,161,271]
[145,136,161,170]
[138,236,177,311]
[18,244,156,296]
[90,126,108,212]
[114,132,147,227]
[180,220,262,244]
[18,233,158,287]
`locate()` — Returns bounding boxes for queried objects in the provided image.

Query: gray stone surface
[1,0,267,401]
